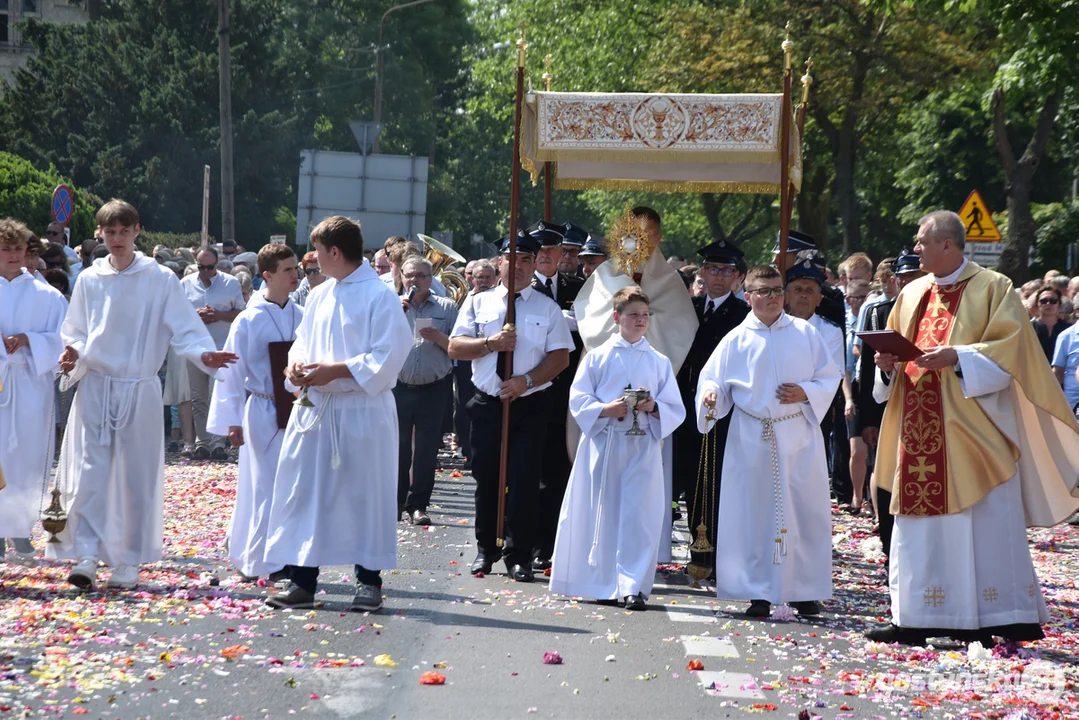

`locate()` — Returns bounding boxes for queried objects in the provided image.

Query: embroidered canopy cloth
[522,92,802,194]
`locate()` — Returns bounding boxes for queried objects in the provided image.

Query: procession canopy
[522,92,802,194]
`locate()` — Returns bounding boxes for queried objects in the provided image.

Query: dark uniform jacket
[855,298,896,434]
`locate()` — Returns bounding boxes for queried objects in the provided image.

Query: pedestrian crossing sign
[958,190,1002,242]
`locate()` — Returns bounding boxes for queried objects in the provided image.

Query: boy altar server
[696,266,841,618]
[208,244,303,580]
[52,200,237,590]
[264,216,411,612]
[0,219,67,560]
[550,287,684,610]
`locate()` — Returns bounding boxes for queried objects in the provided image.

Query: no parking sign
[51,185,74,226]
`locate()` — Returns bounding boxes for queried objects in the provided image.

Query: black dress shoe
[595,598,619,606]
[745,599,771,617]
[410,509,431,526]
[864,622,930,646]
[532,557,551,571]
[471,550,499,575]
[790,600,821,616]
[508,563,534,582]
[624,593,647,611]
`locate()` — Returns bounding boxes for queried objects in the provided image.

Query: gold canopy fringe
[554,177,782,194]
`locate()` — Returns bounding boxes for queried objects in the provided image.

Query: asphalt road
[2,454,1075,719]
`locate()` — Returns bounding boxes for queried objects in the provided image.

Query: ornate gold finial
[516,22,529,68]
[542,54,553,91]
[800,56,814,105]
[782,21,794,71]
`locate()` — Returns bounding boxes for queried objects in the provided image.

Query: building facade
[0,0,90,85]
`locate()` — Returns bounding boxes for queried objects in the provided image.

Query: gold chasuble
[876,262,1079,526]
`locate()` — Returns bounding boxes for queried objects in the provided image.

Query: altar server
[696,265,841,618]
[0,219,67,560]
[550,287,684,609]
[264,216,412,612]
[208,244,303,579]
[50,200,235,590]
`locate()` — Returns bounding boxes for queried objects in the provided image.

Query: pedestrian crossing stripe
[680,635,739,658]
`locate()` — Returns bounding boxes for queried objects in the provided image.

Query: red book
[856,330,924,362]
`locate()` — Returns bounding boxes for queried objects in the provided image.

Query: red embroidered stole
[896,280,970,516]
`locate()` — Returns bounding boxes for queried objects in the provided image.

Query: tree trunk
[993,88,1060,283]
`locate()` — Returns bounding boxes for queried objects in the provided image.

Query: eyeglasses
[304,267,321,275]
[702,266,736,277]
[197,264,216,271]
[404,272,431,280]
[1039,297,1059,305]
[747,287,785,297]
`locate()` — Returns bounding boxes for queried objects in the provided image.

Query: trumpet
[418,234,470,308]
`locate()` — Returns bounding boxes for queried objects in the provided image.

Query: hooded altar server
[50,200,235,590]
[865,211,1079,646]
[0,219,67,559]
[696,265,841,618]
[550,287,684,610]
[264,216,412,613]
[208,244,303,579]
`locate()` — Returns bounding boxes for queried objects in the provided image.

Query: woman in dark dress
[1032,285,1072,362]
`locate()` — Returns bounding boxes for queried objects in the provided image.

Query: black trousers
[287,564,381,594]
[822,393,852,505]
[453,361,475,460]
[394,376,452,513]
[533,383,573,562]
[468,389,550,566]
[876,487,894,569]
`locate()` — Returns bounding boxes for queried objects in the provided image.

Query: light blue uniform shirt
[1051,324,1079,409]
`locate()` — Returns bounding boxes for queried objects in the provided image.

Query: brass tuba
[419,234,470,307]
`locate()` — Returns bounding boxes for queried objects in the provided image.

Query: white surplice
[0,271,67,537]
[695,312,841,604]
[207,293,302,577]
[47,254,218,567]
[889,347,1049,630]
[573,251,698,562]
[550,335,685,600]
[264,261,412,571]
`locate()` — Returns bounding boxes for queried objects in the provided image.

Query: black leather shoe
[471,550,499,575]
[745,599,772,617]
[595,598,619,606]
[864,623,930,646]
[624,593,647,611]
[509,563,534,582]
[790,601,821,616]
[532,557,551,571]
[410,509,431,526]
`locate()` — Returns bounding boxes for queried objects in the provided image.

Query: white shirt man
[181,248,245,458]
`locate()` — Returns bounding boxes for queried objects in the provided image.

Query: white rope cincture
[293,391,342,469]
[736,406,802,565]
[588,425,618,568]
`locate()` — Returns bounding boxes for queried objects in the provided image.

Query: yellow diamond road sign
[958,190,1002,242]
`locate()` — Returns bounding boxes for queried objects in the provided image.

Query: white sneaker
[68,556,99,590]
[106,564,140,589]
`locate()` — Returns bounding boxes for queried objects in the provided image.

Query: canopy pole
[542,55,554,222]
[777,23,794,276]
[496,23,528,549]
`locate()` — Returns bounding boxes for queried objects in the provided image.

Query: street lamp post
[373,0,438,153]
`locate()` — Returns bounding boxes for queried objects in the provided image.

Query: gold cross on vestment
[924,586,946,607]
[927,293,949,318]
[908,456,937,483]
[982,587,999,603]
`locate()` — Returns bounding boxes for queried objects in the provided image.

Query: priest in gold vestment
[866,211,1079,646]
